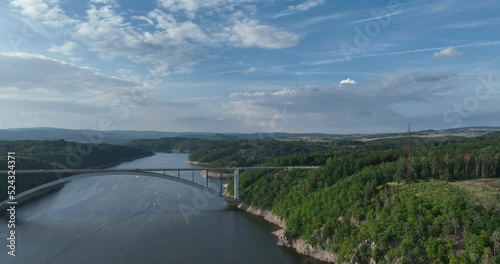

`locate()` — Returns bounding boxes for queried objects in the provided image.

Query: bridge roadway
[1,166,319,211]
[7,166,319,174]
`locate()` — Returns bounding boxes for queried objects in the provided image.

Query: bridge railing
[0,166,320,202]
[0,166,319,174]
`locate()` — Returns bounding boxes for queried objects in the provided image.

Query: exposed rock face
[273,229,338,263]
[237,203,286,228]
[236,202,337,263]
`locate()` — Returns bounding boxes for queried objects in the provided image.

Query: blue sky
[0,0,499,133]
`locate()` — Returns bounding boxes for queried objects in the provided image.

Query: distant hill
[0,127,217,144]
[125,137,213,152]
[0,126,498,143]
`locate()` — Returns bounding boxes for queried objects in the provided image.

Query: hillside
[0,126,499,144]
[0,128,218,144]
[451,179,500,212]
[226,133,500,263]
[188,139,331,167]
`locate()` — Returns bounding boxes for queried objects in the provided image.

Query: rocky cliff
[236,202,337,263]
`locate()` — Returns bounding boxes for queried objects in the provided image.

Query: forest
[0,140,153,201]
[188,139,331,167]
[222,133,500,263]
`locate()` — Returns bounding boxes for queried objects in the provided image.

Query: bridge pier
[234,168,239,200]
[2,167,320,206]
[220,170,223,197]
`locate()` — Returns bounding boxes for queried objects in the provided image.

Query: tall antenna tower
[406,122,412,181]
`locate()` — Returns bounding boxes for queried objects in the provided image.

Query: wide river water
[0,153,327,264]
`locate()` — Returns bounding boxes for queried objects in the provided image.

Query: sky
[0,0,499,134]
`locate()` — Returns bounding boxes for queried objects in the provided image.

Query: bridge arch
[1,166,319,211]
[0,170,221,211]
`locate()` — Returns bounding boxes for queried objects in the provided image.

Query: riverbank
[200,169,234,178]
[232,201,337,263]
[188,159,234,178]
[187,160,210,166]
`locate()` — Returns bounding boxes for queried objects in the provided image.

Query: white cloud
[289,0,324,11]
[225,20,299,49]
[160,96,218,108]
[131,15,154,26]
[66,4,299,75]
[222,71,476,131]
[157,0,205,16]
[433,47,464,58]
[48,41,78,56]
[74,5,142,51]
[146,9,207,42]
[339,78,357,86]
[222,99,286,129]
[157,0,259,18]
[72,5,205,75]
[158,0,264,19]
[230,88,298,99]
[243,66,257,74]
[8,0,301,76]
[8,0,75,27]
[90,0,116,4]
[275,0,325,18]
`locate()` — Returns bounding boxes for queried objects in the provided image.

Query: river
[0,153,327,264]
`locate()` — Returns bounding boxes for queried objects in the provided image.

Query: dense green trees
[0,139,153,169]
[189,139,330,167]
[226,133,500,262]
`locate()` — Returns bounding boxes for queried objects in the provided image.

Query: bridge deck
[0,166,319,174]
[1,166,319,210]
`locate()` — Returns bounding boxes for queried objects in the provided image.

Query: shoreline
[229,200,337,263]
[200,170,234,178]
[191,157,333,262]
[188,159,234,178]
[187,160,210,166]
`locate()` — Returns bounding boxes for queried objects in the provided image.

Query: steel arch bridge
[1,166,319,210]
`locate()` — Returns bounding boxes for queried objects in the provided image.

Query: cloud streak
[309,41,500,65]
[441,17,500,29]
[274,0,325,18]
